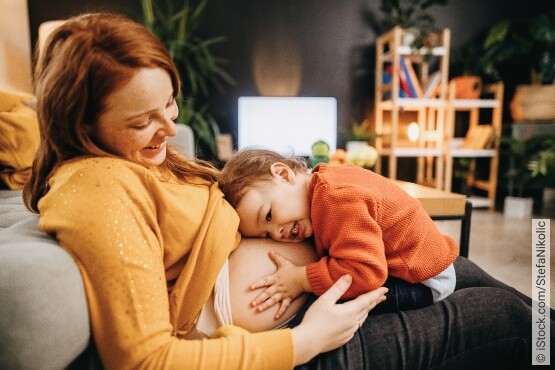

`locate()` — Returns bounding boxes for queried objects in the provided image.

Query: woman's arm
[229,237,388,365]
[40,159,299,369]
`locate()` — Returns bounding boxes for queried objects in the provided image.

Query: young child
[218,148,458,319]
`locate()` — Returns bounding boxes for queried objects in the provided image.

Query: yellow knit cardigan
[39,157,294,370]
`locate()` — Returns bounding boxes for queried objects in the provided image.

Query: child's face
[235,163,313,242]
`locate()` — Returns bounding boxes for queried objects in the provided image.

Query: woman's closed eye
[130,96,175,130]
[131,117,153,130]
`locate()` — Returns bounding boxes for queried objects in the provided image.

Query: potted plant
[481,14,554,84]
[377,0,449,49]
[455,13,555,121]
[343,119,377,153]
[451,158,472,196]
[501,133,555,218]
[450,41,486,99]
[140,0,234,160]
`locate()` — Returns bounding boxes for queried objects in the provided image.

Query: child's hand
[250,250,311,319]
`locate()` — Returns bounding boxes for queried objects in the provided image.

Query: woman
[24,12,538,369]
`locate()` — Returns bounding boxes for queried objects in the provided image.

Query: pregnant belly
[228,238,318,332]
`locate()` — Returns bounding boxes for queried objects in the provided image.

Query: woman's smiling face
[94,67,178,167]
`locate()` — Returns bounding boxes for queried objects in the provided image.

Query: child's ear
[270,162,295,183]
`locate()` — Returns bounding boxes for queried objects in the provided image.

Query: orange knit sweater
[306,164,458,299]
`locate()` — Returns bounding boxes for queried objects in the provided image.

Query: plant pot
[543,188,555,215]
[503,196,533,219]
[510,84,555,122]
[345,141,378,169]
[452,76,482,99]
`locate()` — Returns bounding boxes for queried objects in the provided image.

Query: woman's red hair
[23,13,219,212]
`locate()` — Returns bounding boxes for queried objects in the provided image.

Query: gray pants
[307,256,549,370]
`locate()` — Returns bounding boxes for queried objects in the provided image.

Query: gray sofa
[0,190,93,369]
[0,125,194,369]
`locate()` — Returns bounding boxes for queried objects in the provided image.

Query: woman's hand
[291,275,388,366]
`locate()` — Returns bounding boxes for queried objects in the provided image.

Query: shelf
[443,81,504,210]
[378,98,447,109]
[447,138,497,157]
[450,99,500,109]
[380,147,443,157]
[382,46,447,61]
[374,27,450,190]
[448,148,497,157]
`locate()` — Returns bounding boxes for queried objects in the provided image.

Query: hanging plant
[378,0,449,49]
[500,133,555,198]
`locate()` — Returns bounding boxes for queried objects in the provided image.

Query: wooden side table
[395,181,472,257]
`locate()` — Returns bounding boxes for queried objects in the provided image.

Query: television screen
[238,97,337,157]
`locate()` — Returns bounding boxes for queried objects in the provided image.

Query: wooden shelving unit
[374,27,451,189]
[444,81,504,210]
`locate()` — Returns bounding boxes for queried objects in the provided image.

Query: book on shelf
[382,67,408,98]
[401,58,423,98]
[396,61,413,97]
[462,125,495,149]
[422,71,442,98]
[382,60,423,99]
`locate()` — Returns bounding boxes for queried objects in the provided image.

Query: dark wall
[27,0,552,149]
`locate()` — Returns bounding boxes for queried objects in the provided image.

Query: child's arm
[308,185,388,299]
[250,250,312,319]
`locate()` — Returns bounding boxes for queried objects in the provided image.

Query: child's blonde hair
[218,148,308,208]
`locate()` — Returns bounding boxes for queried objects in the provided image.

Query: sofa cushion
[0,190,91,369]
[0,91,40,190]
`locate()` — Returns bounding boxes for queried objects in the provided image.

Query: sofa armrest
[0,191,91,369]
[168,124,195,157]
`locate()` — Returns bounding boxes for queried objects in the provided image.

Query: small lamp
[408,122,420,142]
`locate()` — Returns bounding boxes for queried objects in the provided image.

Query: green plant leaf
[139,0,234,160]
[483,20,510,49]
[501,133,555,196]
[141,0,154,31]
[530,14,555,45]
[188,0,207,33]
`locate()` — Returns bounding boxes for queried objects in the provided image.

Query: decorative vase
[346,141,369,153]
[510,84,555,122]
[345,141,378,169]
[452,76,482,99]
[503,196,533,219]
